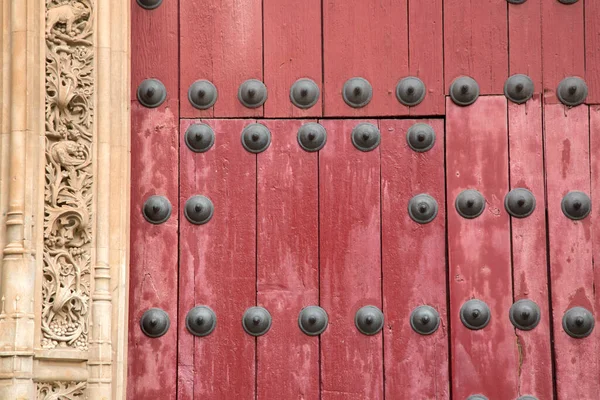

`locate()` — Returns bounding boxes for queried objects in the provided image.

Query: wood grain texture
[319,120,383,399]
[591,107,600,379]
[380,119,449,399]
[177,119,257,399]
[508,0,542,91]
[585,1,600,103]
[446,97,519,399]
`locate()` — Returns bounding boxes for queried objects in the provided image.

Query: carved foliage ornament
[37,381,87,399]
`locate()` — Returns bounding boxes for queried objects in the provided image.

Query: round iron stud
[466,396,488,400]
[186,306,217,337]
[342,77,373,108]
[504,74,534,104]
[557,77,588,106]
[460,299,491,330]
[509,299,541,331]
[241,123,271,153]
[455,189,485,219]
[142,195,172,224]
[396,76,426,106]
[516,396,538,400]
[558,0,578,4]
[298,306,329,336]
[188,80,218,110]
[242,307,272,336]
[140,308,170,338]
[449,76,480,106]
[561,191,591,220]
[351,123,380,152]
[406,123,436,152]
[297,123,327,152]
[563,306,595,338]
[184,123,215,153]
[410,305,440,335]
[137,78,167,108]
[408,194,439,224]
[184,195,214,225]
[290,78,320,109]
[355,305,384,335]
[136,0,162,9]
[507,0,526,3]
[505,188,536,218]
[238,79,268,108]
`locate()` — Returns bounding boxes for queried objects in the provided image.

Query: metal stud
[188,80,218,110]
[342,77,373,108]
[506,0,526,3]
[238,79,268,108]
[505,188,536,218]
[557,77,588,106]
[406,123,436,152]
[466,396,488,400]
[186,306,217,337]
[449,76,480,106]
[460,299,491,330]
[140,308,170,338]
[408,194,439,224]
[184,123,215,153]
[504,74,534,104]
[241,123,271,153]
[396,76,426,106]
[142,195,172,224]
[137,78,167,108]
[297,123,327,152]
[184,195,214,225]
[290,78,320,109]
[509,299,541,331]
[558,0,578,4]
[561,191,591,220]
[351,123,380,152]
[355,305,384,335]
[136,0,162,9]
[516,396,538,400]
[242,307,272,336]
[410,305,440,335]
[298,306,329,336]
[562,306,595,338]
[455,189,485,219]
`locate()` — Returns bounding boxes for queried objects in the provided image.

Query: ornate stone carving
[37,381,87,399]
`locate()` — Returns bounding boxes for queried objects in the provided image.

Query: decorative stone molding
[37,381,87,399]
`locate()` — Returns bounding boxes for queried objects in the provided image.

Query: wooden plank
[507,96,553,399]
[591,106,600,381]
[319,119,383,399]
[177,119,257,399]
[508,0,542,91]
[380,119,449,399]
[443,0,508,94]
[446,96,519,399]
[179,0,263,117]
[256,120,320,398]
[545,104,599,398]
[585,1,600,103]
[322,1,408,117]
[263,0,322,117]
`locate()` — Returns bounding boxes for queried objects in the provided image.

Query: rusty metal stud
[351,123,380,152]
[563,306,595,338]
[455,189,485,219]
[241,123,271,153]
[466,396,488,400]
[504,74,534,104]
[355,305,384,335]
[137,78,167,108]
[460,299,491,330]
[188,80,218,110]
[396,76,426,106]
[185,123,215,153]
[406,123,436,152]
[509,299,541,331]
[408,194,439,224]
[561,191,591,220]
[557,77,588,106]
[238,79,268,108]
[137,0,162,9]
[184,195,214,225]
[140,308,170,338]
[505,188,536,218]
[298,306,329,336]
[297,123,327,152]
[290,78,320,109]
[242,307,272,336]
[449,76,480,106]
[342,77,373,108]
[142,195,172,224]
[186,306,217,337]
[410,305,440,335]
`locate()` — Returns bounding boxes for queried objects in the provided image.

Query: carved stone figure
[46,3,89,36]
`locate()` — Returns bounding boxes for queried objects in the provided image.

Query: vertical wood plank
[322,1,408,117]
[380,119,449,399]
[508,0,542,91]
[446,97,519,399]
[256,120,320,399]
[443,0,508,94]
[263,1,322,118]
[178,119,257,399]
[591,106,600,380]
[585,1,600,103]
[319,119,383,399]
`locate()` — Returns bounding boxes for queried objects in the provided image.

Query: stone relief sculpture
[37,382,87,399]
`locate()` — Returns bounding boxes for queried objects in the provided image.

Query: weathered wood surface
[508,0,542,91]
[586,2,600,103]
